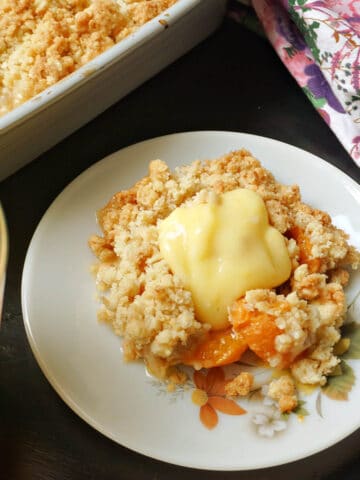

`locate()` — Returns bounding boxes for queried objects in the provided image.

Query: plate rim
[21,130,360,471]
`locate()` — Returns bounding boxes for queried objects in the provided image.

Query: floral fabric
[229,0,360,167]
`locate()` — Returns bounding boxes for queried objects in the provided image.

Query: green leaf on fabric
[341,323,360,359]
[322,361,355,401]
[289,0,310,11]
[284,46,296,59]
[289,6,321,63]
[302,87,326,108]
[304,21,321,63]
[289,0,310,6]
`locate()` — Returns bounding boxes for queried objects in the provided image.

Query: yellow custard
[159,188,291,329]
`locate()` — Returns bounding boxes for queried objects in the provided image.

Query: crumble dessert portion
[0,0,177,116]
[89,150,360,385]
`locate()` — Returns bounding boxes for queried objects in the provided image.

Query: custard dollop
[159,188,291,329]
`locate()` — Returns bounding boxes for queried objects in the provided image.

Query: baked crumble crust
[0,0,177,116]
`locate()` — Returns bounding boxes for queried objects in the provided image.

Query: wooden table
[0,18,359,480]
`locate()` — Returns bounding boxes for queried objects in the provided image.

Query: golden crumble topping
[225,372,254,397]
[268,376,298,413]
[89,150,360,388]
[0,0,177,116]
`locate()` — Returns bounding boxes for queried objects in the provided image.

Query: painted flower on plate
[192,367,246,429]
[252,407,287,438]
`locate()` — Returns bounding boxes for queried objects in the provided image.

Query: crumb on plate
[225,372,254,397]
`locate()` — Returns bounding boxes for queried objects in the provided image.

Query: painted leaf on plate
[347,290,360,320]
[293,400,309,417]
[322,361,355,401]
[315,391,323,418]
[200,404,218,429]
[341,322,360,360]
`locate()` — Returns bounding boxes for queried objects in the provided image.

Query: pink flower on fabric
[350,136,360,160]
[285,51,313,87]
[327,0,360,17]
[275,9,306,51]
[346,17,360,36]
[319,109,331,125]
[350,1,360,16]
[310,1,360,34]
[255,0,276,34]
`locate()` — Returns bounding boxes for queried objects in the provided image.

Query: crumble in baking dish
[0,0,177,116]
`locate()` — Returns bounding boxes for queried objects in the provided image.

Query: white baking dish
[0,0,226,181]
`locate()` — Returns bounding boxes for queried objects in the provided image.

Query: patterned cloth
[228,0,360,167]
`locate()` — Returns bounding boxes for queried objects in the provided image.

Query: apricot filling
[289,226,321,273]
[183,328,248,369]
[184,300,293,369]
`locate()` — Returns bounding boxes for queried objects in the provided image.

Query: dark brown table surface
[0,17,359,480]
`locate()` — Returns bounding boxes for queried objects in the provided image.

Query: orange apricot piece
[289,226,321,273]
[183,328,248,369]
[230,299,281,363]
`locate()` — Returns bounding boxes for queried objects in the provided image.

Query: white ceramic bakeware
[0,0,226,181]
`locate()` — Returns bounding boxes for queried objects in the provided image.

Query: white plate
[22,131,360,470]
